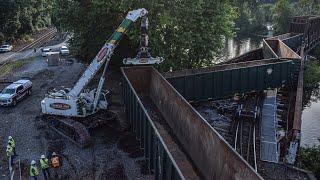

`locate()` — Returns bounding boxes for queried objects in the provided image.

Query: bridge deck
[260,90,279,163]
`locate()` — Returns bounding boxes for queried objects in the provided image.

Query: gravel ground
[0,57,153,179]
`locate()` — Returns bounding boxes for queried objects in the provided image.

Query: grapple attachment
[123,13,164,65]
[123,56,164,65]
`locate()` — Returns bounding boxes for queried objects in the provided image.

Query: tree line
[0,0,54,43]
[51,0,237,71]
[0,0,319,70]
[50,0,320,70]
[234,0,320,35]
[272,0,320,34]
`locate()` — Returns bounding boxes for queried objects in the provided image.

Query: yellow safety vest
[51,156,60,168]
[30,165,39,177]
[6,146,13,157]
[8,139,15,148]
[40,158,49,169]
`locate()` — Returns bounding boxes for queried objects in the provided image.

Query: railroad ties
[194,88,298,173]
[234,93,262,171]
[194,92,263,171]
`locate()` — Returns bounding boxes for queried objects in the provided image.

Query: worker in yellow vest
[8,136,16,156]
[30,160,39,180]
[6,145,14,165]
[50,152,62,178]
[40,155,51,180]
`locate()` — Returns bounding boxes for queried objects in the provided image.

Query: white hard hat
[31,160,36,165]
[8,136,13,139]
[41,155,46,159]
[52,152,57,156]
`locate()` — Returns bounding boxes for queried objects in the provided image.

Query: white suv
[60,45,70,56]
[41,48,52,57]
[0,80,32,106]
[0,44,13,52]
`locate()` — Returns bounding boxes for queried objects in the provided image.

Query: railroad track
[234,118,257,171]
[234,93,262,172]
[0,28,57,67]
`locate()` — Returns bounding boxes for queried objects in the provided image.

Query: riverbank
[302,58,320,147]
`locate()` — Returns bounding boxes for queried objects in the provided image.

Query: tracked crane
[40,9,163,147]
[41,8,163,117]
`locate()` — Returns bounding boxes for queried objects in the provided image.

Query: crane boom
[68,8,148,97]
[41,8,163,117]
[40,8,163,148]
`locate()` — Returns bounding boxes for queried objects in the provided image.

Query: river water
[220,23,274,60]
[301,98,320,147]
[223,27,319,147]
[220,35,263,60]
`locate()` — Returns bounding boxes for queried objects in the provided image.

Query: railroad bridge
[122,16,320,180]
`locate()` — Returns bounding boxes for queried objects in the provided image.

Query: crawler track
[42,110,117,148]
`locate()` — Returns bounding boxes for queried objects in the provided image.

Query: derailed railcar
[165,59,300,102]
[122,67,189,180]
[122,66,262,180]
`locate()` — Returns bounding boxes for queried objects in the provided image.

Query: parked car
[0,44,13,53]
[60,45,70,56]
[0,79,32,106]
[41,48,52,57]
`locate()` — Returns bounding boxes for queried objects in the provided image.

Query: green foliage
[232,0,273,34]
[0,58,33,77]
[235,2,254,32]
[300,142,320,179]
[304,59,320,88]
[0,0,54,42]
[303,58,320,107]
[272,0,293,34]
[314,46,320,60]
[52,0,237,71]
[293,0,320,15]
[0,32,4,44]
[258,4,274,23]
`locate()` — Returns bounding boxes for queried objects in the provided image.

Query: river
[220,35,263,61]
[302,97,320,147]
[222,26,319,147]
[220,23,274,60]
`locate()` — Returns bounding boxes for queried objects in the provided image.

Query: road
[0,46,152,179]
[0,37,69,65]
